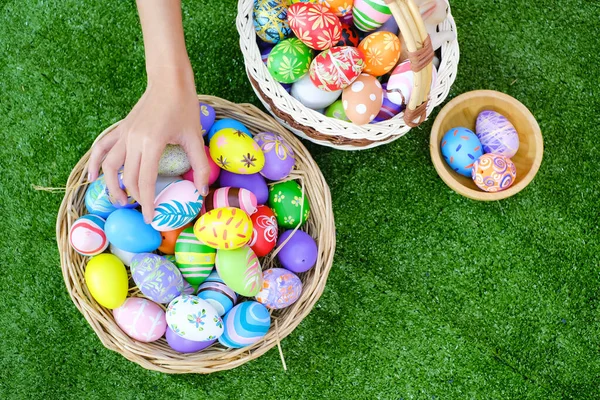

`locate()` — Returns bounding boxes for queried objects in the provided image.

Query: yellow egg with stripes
[174,227,216,288]
[194,207,253,250]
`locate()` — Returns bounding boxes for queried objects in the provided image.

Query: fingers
[88,127,121,181]
[138,141,163,224]
[181,132,210,197]
[122,143,142,205]
[102,139,128,206]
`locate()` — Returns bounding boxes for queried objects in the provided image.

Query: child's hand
[88,73,210,224]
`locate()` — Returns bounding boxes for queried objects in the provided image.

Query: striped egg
[85,175,117,218]
[69,215,109,256]
[353,0,392,32]
[174,227,216,288]
[113,297,167,343]
[218,301,271,349]
[216,246,263,297]
[165,255,197,295]
[197,270,237,316]
[204,187,258,215]
[194,207,253,250]
[131,253,184,304]
[256,268,303,309]
[372,82,402,122]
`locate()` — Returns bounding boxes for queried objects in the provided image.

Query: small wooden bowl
[430,90,543,201]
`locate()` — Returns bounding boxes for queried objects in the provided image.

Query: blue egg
[85,175,117,218]
[105,209,162,253]
[441,127,484,177]
[218,301,270,349]
[197,270,237,316]
[207,119,252,140]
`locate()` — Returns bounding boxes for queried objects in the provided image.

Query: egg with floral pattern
[353,0,391,32]
[199,103,216,136]
[342,73,383,125]
[254,0,292,44]
[256,268,303,309]
[269,180,311,228]
[319,0,353,16]
[209,128,265,174]
[309,46,365,91]
[267,38,313,83]
[166,295,224,342]
[472,153,517,192]
[113,298,167,343]
[358,31,401,76]
[254,132,296,180]
[249,205,279,257]
[287,3,341,50]
[131,253,184,304]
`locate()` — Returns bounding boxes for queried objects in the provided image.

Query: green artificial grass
[1,0,599,398]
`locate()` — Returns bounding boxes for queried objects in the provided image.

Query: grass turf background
[1,0,599,398]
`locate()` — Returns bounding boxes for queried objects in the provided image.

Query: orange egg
[158,222,192,254]
[358,31,401,76]
[318,0,354,16]
[342,74,383,125]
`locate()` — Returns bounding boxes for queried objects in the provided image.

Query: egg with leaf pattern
[151,180,203,232]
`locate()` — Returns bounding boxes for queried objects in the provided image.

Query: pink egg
[113,297,167,342]
[182,146,220,186]
[387,61,438,107]
[69,215,109,256]
[152,180,203,232]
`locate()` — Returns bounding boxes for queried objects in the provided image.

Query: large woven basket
[56,95,335,374]
[237,0,460,150]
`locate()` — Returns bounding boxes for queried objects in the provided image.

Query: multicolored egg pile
[71,102,319,352]
[441,110,520,192]
[254,0,443,125]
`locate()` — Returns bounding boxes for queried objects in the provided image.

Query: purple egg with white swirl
[475,110,520,158]
[254,132,296,181]
[372,82,403,122]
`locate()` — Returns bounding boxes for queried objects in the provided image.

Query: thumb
[181,132,211,197]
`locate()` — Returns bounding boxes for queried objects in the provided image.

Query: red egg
[335,23,360,47]
[309,46,365,91]
[287,3,342,50]
[249,205,278,257]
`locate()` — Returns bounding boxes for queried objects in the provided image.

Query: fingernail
[201,185,209,196]
[144,216,152,224]
[119,197,128,206]
[87,172,92,182]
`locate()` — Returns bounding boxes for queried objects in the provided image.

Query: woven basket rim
[56,95,336,374]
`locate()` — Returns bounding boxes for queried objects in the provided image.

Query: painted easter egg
[441,127,484,177]
[277,230,318,273]
[158,223,191,255]
[325,99,351,121]
[358,31,401,76]
[376,12,398,33]
[249,205,279,257]
[109,243,137,267]
[113,298,167,342]
[281,82,293,93]
[342,73,383,125]
[261,44,274,65]
[339,9,354,25]
[197,270,237,316]
[220,171,269,205]
[163,255,196,295]
[85,175,117,218]
[69,215,108,256]
[472,153,517,192]
[256,268,303,309]
[165,326,216,353]
[269,180,311,228]
[216,245,263,297]
[194,207,253,250]
[475,110,520,157]
[291,74,342,109]
[207,119,252,141]
[85,253,128,309]
[105,209,162,253]
[353,0,391,32]
[209,128,265,175]
[254,132,296,180]
[335,22,360,47]
[175,227,216,288]
[152,180,203,232]
[166,295,224,342]
[155,175,182,197]
[158,145,191,176]
[319,0,353,16]
[130,253,184,304]
[219,301,271,349]
[182,146,220,186]
[204,187,258,215]
[387,61,438,107]
[254,0,292,44]
[267,38,313,83]
[199,102,216,136]
[287,3,341,50]
[372,82,402,122]
[309,46,365,91]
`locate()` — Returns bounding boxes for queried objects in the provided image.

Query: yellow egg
[85,253,128,309]
[209,128,265,174]
[194,207,253,250]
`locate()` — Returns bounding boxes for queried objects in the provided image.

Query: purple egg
[339,11,353,26]
[376,15,399,34]
[280,82,292,94]
[165,326,216,353]
[261,45,274,65]
[254,132,296,181]
[277,230,318,273]
[219,170,269,205]
[373,83,403,123]
[199,102,216,136]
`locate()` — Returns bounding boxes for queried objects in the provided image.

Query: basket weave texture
[237,0,460,150]
[56,95,336,374]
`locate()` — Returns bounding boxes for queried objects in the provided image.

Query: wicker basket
[56,95,336,374]
[237,0,460,150]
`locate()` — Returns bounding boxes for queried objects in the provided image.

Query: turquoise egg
[441,127,484,177]
[105,209,162,253]
[207,119,252,140]
[85,175,117,218]
[197,270,237,316]
[218,301,271,348]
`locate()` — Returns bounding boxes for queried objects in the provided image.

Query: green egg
[267,38,313,84]
[325,100,351,122]
[268,180,311,229]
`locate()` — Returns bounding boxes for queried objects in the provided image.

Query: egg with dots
[194,207,253,250]
[476,110,520,158]
[158,145,191,177]
[219,301,271,349]
[472,153,517,193]
[269,180,311,228]
[158,223,192,255]
[85,253,128,309]
[287,3,341,50]
[335,23,360,47]
[387,60,438,107]
[131,253,184,304]
[440,127,484,177]
[219,170,269,205]
[254,132,296,181]
[342,74,383,125]
[249,205,279,257]
[309,46,365,91]
[319,0,353,16]
[352,0,391,32]
[203,187,258,216]
[277,230,318,273]
[209,128,265,175]
[151,180,203,232]
[267,38,313,84]
[113,298,167,343]
[216,245,263,297]
[199,102,216,136]
[256,268,303,309]
[253,0,292,44]
[69,215,109,256]
[182,146,220,186]
[166,295,224,342]
[358,31,401,76]
[175,227,216,288]
[197,270,237,317]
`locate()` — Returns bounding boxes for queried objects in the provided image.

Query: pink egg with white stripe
[113,297,167,343]
[203,187,258,215]
[69,214,109,256]
[387,61,438,107]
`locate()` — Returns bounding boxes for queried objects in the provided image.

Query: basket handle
[384,0,434,127]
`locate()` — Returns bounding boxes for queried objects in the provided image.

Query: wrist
[146,62,195,91]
